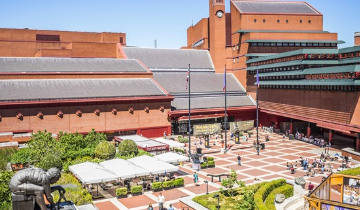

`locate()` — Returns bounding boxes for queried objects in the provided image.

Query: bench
[206,174,230,182]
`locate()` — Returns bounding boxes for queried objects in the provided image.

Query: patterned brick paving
[118,194,156,209]
[95,201,119,210]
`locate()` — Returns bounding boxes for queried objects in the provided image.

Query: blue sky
[1,0,359,48]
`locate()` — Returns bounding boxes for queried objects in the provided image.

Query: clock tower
[209,0,226,73]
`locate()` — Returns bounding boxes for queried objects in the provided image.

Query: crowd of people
[295,131,331,149]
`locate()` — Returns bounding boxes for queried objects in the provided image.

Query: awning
[153,137,185,148]
[128,155,179,174]
[99,159,150,180]
[69,162,118,185]
[178,114,224,121]
[154,152,188,164]
[114,135,169,152]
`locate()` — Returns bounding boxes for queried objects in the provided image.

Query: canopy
[154,152,188,164]
[99,158,150,179]
[114,135,169,152]
[128,155,179,174]
[153,137,185,148]
[69,162,118,185]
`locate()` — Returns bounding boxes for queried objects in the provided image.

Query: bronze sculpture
[9,167,63,210]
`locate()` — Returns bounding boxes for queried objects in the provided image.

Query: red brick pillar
[356,134,360,152]
[307,123,311,138]
[328,130,333,144]
[289,120,293,134]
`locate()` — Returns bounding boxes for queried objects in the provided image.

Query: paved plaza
[93,130,358,210]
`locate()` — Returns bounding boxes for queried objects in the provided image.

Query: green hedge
[152,182,163,191]
[264,184,293,210]
[201,162,207,169]
[207,157,214,161]
[163,180,174,189]
[174,178,184,187]
[131,185,143,194]
[338,167,360,176]
[207,160,215,168]
[116,187,127,197]
[254,179,287,210]
[174,148,185,154]
[178,136,189,143]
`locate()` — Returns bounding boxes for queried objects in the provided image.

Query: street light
[213,194,220,210]
[204,180,209,194]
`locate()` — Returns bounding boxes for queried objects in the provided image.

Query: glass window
[307,43,313,47]
[308,20,312,24]
[258,42,264,46]
[300,19,303,23]
[264,42,270,47]
[254,19,257,23]
[283,42,289,46]
[313,43,319,46]
[301,43,307,47]
[270,42,276,46]
[295,43,301,47]
[263,19,266,23]
[286,20,289,23]
[289,42,295,47]
[276,42,283,47]
[319,43,325,47]
[277,19,280,23]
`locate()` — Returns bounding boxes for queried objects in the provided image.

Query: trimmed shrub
[35,152,63,170]
[118,140,138,157]
[174,178,184,187]
[206,157,214,161]
[265,184,293,210]
[338,167,360,176]
[151,182,163,191]
[207,160,215,168]
[175,148,185,154]
[163,180,174,189]
[116,187,128,197]
[201,162,207,169]
[95,141,116,160]
[177,136,189,143]
[10,148,31,164]
[254,179,287,210]
[131,185,143,194]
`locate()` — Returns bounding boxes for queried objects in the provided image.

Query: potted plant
[162,180,174,190]
[10,149,30,170]
[151,182,163,192]
[116,187,128,198]
[208,160,215,168]
[200,162,207,169]
[130,185,143,195]
[174,178,184,187]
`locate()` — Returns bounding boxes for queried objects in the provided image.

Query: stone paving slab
[152,188,189,202]
[95,201,119,210]
[118,194,156,209]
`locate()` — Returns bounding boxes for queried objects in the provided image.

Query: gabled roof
[123,47,214,71]
[153,72,245,94]
[232,0,321,15]
[0,57,147,73]
[0,78,166,102]
[173,96,254,110]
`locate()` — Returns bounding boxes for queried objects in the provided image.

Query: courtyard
[93,129,357,210]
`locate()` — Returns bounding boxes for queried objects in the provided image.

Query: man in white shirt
[158,192,165,210]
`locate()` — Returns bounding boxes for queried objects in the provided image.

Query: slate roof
[123,47,214,71]
[232,0,320,15]
[0,79,166,102]
[173,96,254,110]
[153,72,245,94]
[0,57,147,73]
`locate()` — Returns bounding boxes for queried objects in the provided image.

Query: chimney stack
[355,32,360,46]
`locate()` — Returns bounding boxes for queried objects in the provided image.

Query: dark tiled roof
[232,0,320,15]
[123,47,214,70]
[0,79,166,102]
[0,57,147,73]
[173,96,254,110]
[153,72,245,94]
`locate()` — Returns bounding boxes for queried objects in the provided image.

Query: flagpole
[256,70,260,155]
[188,64,191,157]
[224,65,228,151]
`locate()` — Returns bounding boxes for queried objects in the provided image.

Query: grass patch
[192,182,264,210]
[337,167,360,176]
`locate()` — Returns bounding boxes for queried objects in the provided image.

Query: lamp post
[204,180,209,194]
[256,70,260,156]
[213,194,220,210]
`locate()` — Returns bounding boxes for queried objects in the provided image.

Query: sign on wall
[193,123,221,136]
[230,120,254,133]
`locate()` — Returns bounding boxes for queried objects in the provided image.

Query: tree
[0,171,14,210]
[118,140,138,157]
[95,141,116,160]
[221,170,244,197]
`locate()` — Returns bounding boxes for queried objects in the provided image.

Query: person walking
[147,203,153,210]
[158,193,165,210]
[193,172,199,186]
[168,204,175,210]
[237,154,242,166]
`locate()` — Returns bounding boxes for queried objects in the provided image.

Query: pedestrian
[237,154,242,166]
[168,204,175,210]
[147,203,153,210]
[308,182,314,191]
[193,171,199,186]
[158,192,165,210]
